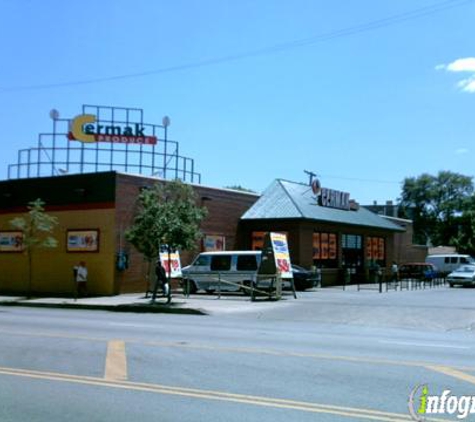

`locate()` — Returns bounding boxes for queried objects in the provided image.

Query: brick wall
[382,216,428,264]
[239,218,399,286]
[115,173,259,293]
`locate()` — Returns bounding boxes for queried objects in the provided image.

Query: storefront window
[313,232,338,268]
[251,231,288,251]
[366,236,385,266]
[251,231,266,250]
[342,234,363,269]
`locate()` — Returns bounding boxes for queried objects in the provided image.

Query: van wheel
[449,283,454,288]
[205,289,215,294]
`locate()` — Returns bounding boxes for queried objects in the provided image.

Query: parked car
[181,251,261,294]
[398,263,439,281]
[181,251,292,294]
[426,254,475,276]
[291,265,320,291]
[447,265,475,287]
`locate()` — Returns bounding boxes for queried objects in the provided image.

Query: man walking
[151,257,171,304]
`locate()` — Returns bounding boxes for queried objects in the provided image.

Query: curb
[0,301,207,315]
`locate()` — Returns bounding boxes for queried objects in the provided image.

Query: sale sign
[159,250,182,278]
[270,232,292,279]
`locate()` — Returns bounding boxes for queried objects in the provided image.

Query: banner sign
[68,114,157,145]
[0,231,24,252]
[159,250,182,278]
[270,232,293,278]
[203,235,226,252]
[67,229,99,252]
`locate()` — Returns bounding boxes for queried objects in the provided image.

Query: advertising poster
[270,232,293,278]
[67,230,99,252]
[251,231,266,251]
[366,238,372,259]
[328,234,337,259]
[372,237,379,259]
[203,235,226,252]
[321,233,329,259]
[159,250,182,278]
[0,231,24,252]
[312,233,320,259]
[378,238,385,260]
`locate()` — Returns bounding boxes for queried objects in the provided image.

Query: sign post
[257,232,295,300]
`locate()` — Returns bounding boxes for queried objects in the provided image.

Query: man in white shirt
[74,261,88,297]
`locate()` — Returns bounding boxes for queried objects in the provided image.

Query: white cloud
[437,57,475,93]
[457,76,475,93]
[446,57,475,72]
[455,148,469,155]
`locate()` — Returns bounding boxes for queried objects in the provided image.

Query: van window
[461,257,469,264]
[450,257,458,264]
[237,255,258,271]
[210,255,232,271]
[194,255,210,266]
[444,257,450,264]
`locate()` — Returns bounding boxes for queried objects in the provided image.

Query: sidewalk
[0,292,295,315]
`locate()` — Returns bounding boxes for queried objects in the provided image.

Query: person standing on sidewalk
[151,257,170,304]
[74,261,88,297]
[391,261,399,282]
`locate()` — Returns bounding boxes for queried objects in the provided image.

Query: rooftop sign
[68,114,157,145]
[319,187,350,210]
[310,176,350,211]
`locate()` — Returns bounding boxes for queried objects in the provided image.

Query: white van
[425,254,475,276]
[182,251,262,294]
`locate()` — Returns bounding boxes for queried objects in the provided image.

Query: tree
[125,180,207,299]
[224,185,256,193]
[398,171,474,246]
[9,199,58,298]
[450,196,475,256]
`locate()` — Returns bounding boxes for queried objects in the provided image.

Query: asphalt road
[1,287,474,421]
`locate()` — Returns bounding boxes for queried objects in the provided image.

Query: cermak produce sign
[68,114,157,145]
[311,178,350,211]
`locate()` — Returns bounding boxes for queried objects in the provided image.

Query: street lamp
[49,109,61,176]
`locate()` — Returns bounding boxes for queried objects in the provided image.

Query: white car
[447,265,475,287]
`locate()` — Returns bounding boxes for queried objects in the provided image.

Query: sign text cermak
[68,114,157,145]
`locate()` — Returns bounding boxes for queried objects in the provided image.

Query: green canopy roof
[241,179,403,232]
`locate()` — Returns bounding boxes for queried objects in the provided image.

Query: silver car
[447,265,475,287]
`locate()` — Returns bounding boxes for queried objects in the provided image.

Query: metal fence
[181,272,297,301]
[357,275,446,293]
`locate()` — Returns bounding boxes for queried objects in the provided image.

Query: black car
[398,263,439,281]
[291,265,320,291]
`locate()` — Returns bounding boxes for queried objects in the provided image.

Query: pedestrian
[391,261,399,282]
[151,257,170,304]
[74,261,88,297]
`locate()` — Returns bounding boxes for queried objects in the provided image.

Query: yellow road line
[425,365,475,386]
[104,340,127,381]
[0,365,436,421]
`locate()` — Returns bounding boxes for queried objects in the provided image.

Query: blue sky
[0,0,474,205]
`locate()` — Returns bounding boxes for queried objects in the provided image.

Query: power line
[1,0,472,92]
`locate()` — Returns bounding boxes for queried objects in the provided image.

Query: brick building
[0,172,258,295]
[237,179,404,286]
